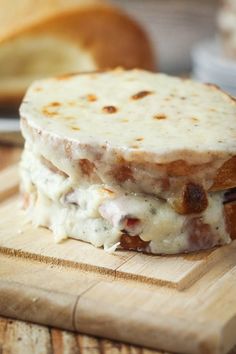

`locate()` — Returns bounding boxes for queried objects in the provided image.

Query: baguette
[0,0,155,111]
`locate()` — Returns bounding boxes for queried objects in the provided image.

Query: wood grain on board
[0,158,236,354]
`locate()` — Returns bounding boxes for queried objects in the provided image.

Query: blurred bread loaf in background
[218,0,236,60]
[0,0,155,112]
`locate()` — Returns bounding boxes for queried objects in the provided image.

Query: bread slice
[0,0,154,111]
[19,69,236,254]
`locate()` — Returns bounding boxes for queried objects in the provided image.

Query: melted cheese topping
[20,69,236,165]
[20,148,230,254]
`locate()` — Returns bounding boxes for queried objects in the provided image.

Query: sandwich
[0,0,154,111]
[20,69,236,254]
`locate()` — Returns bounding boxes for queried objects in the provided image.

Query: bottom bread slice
[20,147,231,255]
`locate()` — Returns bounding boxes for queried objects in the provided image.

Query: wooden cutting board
[0,165,236,354]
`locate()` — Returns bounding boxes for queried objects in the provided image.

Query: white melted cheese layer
[20,69,236,166]
[20,148,230,254]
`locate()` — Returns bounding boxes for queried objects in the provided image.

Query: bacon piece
[112,165,135,183]
[170,182,208,214]
[99,197,143,234]
[79,159,95,177]
[185,217,217,251]
[124,217,140,229]
[224,202,236,240]
[120,234,150,251]
[122,217,142,236]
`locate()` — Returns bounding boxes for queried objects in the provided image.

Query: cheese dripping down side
[20,147,230,254]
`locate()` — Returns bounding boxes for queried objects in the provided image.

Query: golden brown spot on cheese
[121,119,129,123]
[136,137,143,142]
[153,114,167,120]
[42,101,61,117]
[87,94,97,102]
[42,107,58,117]
[191,117,199,123]
[102,106,117,114]
[131,91,153,100]
[50,102,61,107]
[131,145,139,149]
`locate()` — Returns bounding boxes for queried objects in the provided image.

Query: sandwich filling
[20,145,231,254]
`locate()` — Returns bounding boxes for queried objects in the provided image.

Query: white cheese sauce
[20,148,230,254]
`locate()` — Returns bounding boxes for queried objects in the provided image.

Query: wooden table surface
[0,316,159,354]
[0,144,236,354]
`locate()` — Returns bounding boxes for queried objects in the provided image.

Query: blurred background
[0,0,235,143]
[114,0,219,74]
